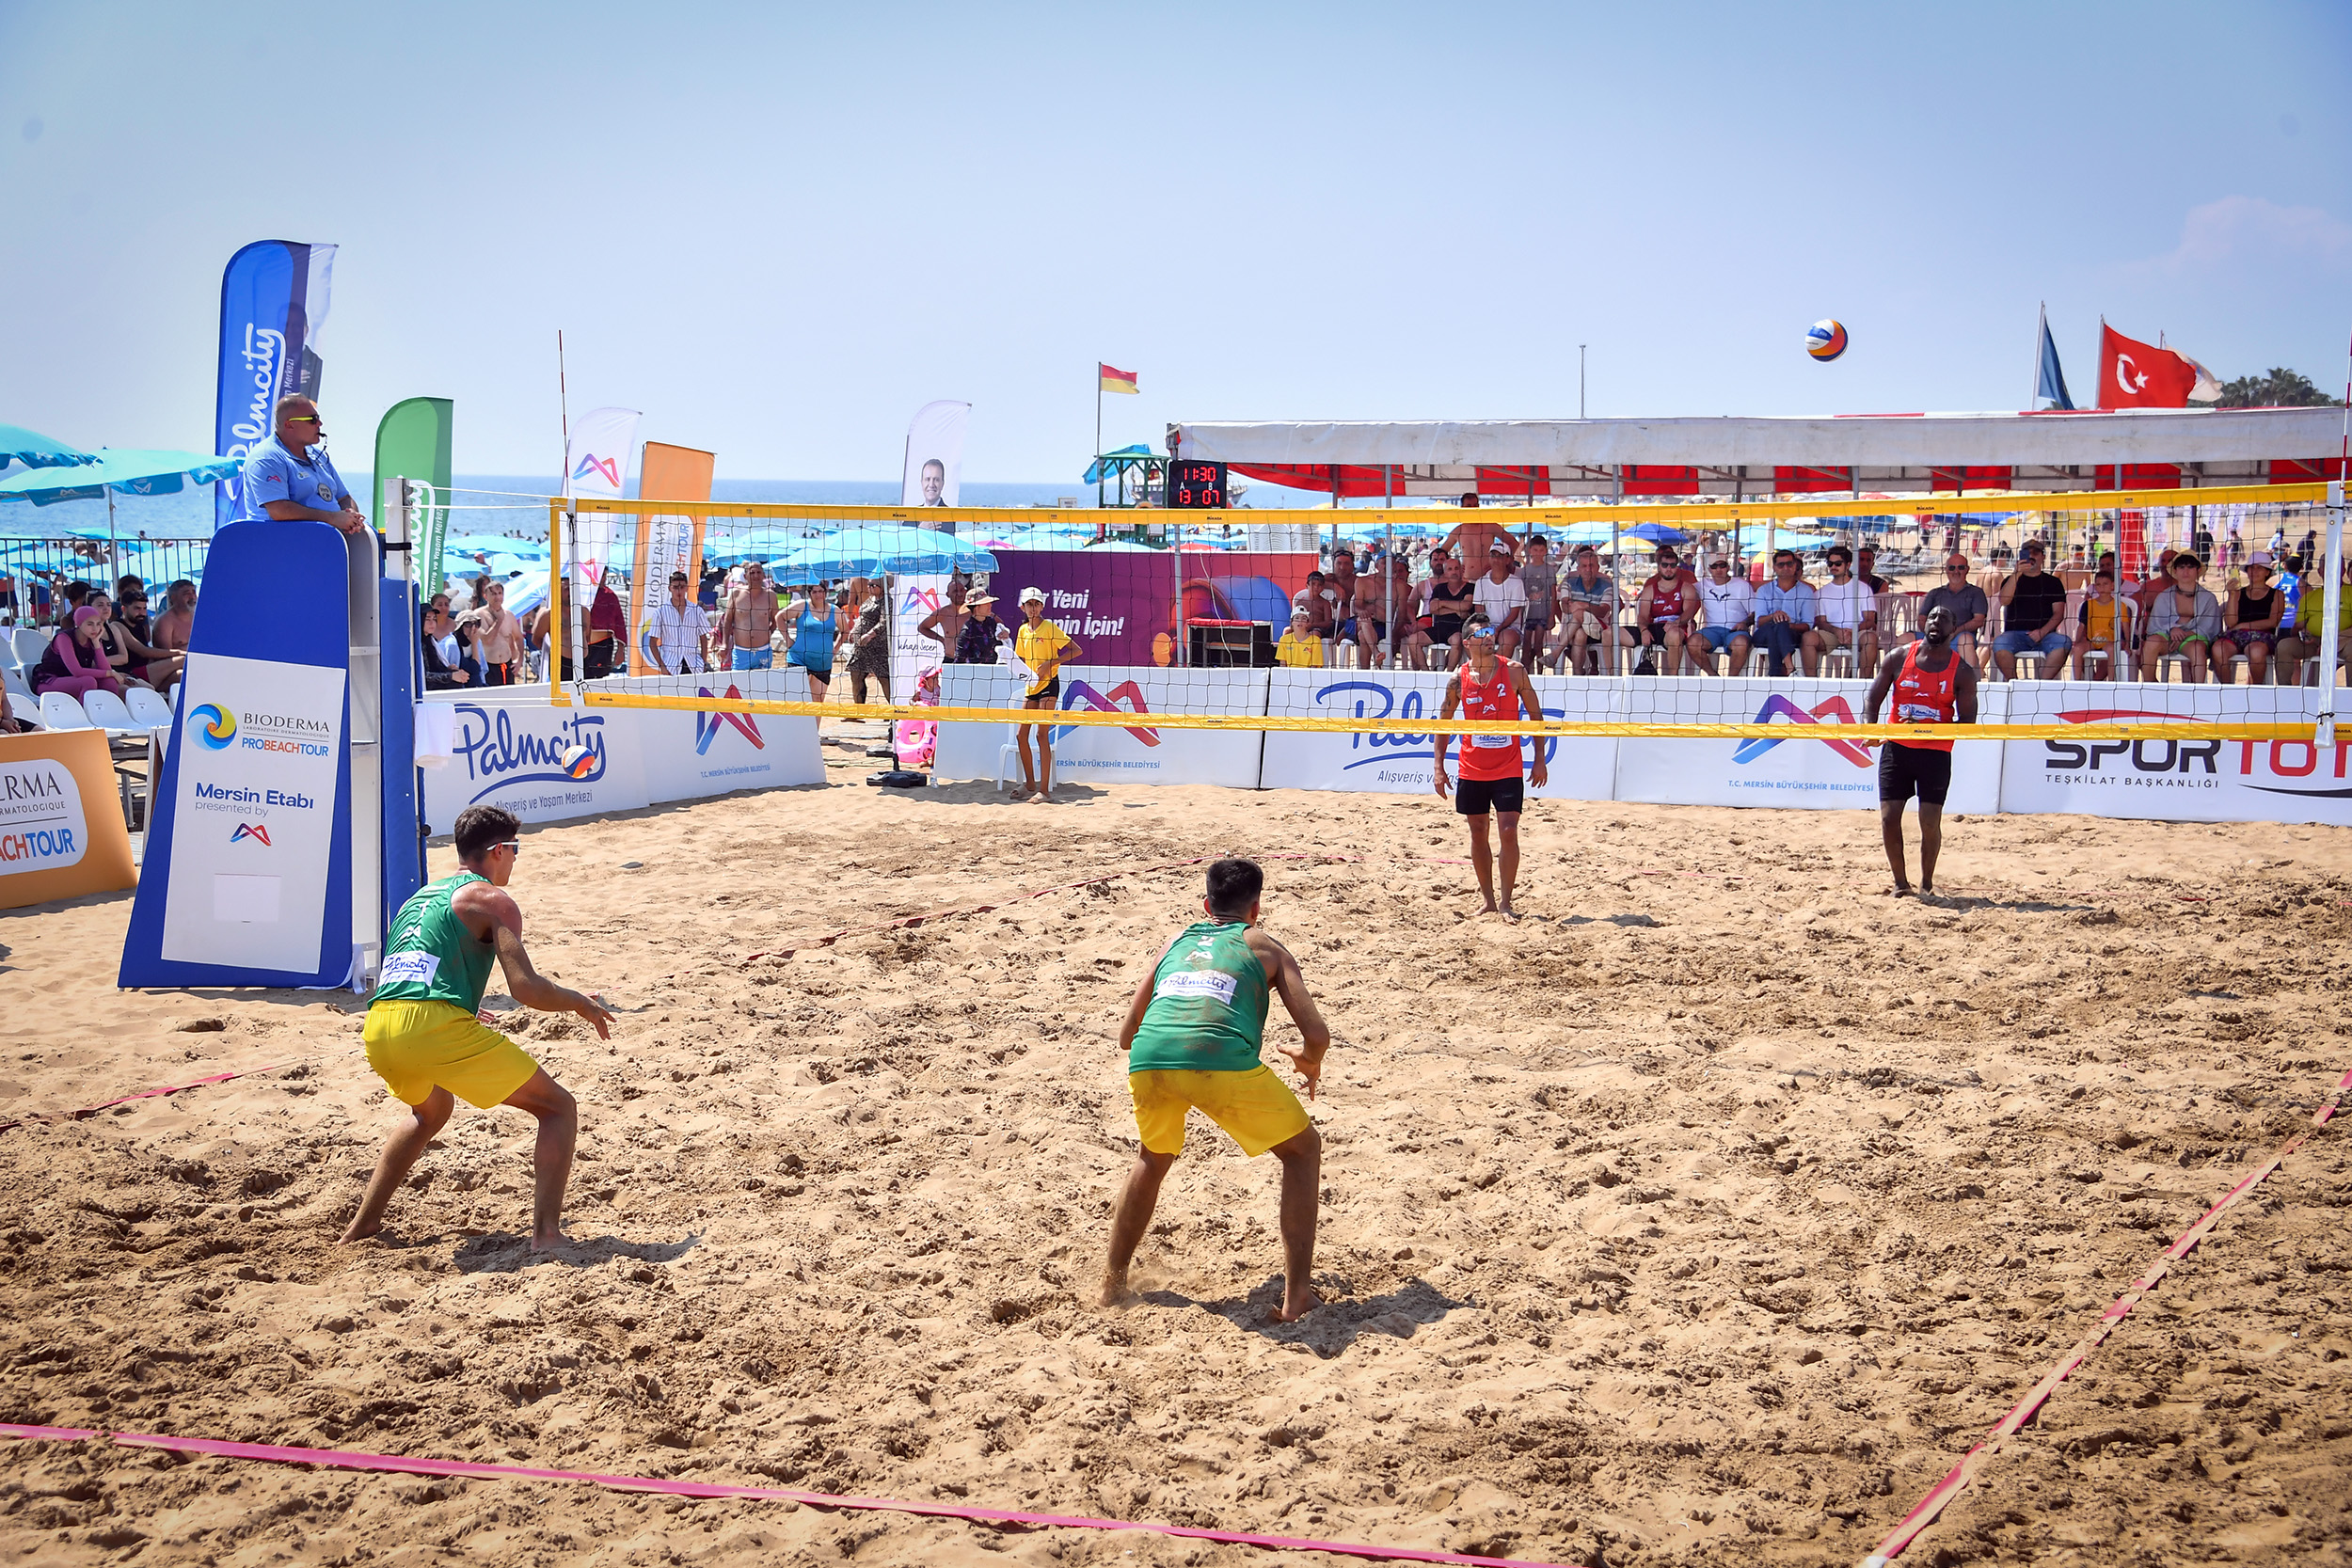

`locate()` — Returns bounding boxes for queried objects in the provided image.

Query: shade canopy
[1170,407,2348,498]
[0,424,98,470]
[0,448,243,506]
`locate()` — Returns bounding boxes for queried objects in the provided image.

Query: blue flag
[215,241,337,530]
[2036,316,2074,410]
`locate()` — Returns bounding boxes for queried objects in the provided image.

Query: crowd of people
[1283,529,2350,687]
[1,573,196,732]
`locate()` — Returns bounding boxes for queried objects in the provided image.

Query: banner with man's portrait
[901,400,971,515]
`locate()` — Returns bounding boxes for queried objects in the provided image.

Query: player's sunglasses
[284,414,321,424]
[496,840,521,856]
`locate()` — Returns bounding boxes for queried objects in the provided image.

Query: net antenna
[555,328,581,701]
[2322,327,2351,750]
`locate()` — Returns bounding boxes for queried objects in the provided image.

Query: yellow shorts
[1129,1065,1310,1158]
[363,999,540,1111]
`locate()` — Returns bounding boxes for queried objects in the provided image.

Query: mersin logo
[1732,695,1874,768]
[571,453,621,489]
[1057,680,1159,746]
[230,823,272,847]
[692,686,764,755]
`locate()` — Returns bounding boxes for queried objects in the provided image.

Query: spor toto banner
[1613,677,2005,815]
[215,241,336,530]
[160,652,347,972]
[1259,669,1618,800]
[1998,684,2352,826]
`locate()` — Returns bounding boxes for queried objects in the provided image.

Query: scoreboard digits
[1167,460,1229,509]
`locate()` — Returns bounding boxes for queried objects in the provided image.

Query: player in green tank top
[373,870,501,1012]
[1103,859,1333,1323]
[342,803,614,1253]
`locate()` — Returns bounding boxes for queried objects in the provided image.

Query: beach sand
[3,761,2349,1566]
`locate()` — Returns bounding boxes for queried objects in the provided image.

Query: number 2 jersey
[1455,657,1527,782]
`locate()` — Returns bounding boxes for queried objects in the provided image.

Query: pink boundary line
[0,1058,310,1136]
[1860,1063,2352,1568]
[0,1427,1570,1568]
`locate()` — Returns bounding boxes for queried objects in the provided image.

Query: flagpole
[1095,368,1104,509]
[2031,303,2046,409]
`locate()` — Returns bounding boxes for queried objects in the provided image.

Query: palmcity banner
[215,241,337,530]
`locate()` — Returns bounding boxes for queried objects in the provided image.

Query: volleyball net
[537,483,2345,745]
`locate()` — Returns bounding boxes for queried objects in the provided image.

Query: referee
[1864,605,1978,897]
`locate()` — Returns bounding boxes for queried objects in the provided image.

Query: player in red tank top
[1864,605,1979,897]
[1434,615,1549,922]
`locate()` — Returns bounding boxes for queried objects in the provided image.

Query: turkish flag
[2097,325,2200,409]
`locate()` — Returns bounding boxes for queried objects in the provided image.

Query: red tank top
[1455,657,1525,782]
[1890,641,1960,752]
[1645,574,1687,622]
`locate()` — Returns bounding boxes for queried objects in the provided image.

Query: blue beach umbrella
[0,447,244,564]
[776,524,996,578]
[0,424,98,470]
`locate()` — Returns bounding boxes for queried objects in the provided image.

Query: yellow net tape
[563,688,2314,744]
[552,481,2328,531]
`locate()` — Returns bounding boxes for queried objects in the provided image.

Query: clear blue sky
[3,2,2345,482]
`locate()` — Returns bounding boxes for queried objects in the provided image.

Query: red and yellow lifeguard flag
[1099,363,1139,395]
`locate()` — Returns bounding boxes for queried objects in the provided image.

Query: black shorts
[1454,774,1525,816]
[1879,743,1952,806]
[1431,615,1464,641]
[1025,676,1061,704]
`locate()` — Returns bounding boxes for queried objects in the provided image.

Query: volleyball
[558,743,596,780]
[1805,319,1849,361]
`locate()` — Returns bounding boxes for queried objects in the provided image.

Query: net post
[2321,481,2344,750]
[548,496,569,706]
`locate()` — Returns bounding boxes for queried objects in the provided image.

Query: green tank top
[373,872,497,1012]
[1128,921,1269,1074]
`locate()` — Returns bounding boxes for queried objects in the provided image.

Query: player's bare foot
[1098,1268,1135,1307]
[1479,898,1500,916]
[1498,901,1521,925]
[1891,883,1914,898]
[529,1228,570,1254]
[339,1220,381,1244]
[1270,1284,1324,1323]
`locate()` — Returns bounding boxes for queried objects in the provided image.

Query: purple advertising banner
[981,548,1318,667]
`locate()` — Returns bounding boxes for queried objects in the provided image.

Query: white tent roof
[1169,407,2344,494]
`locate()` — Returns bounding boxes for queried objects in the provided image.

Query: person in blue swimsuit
[786,581,838,702]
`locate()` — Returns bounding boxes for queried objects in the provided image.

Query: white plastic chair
[80,686,143,736]
[2,664,33,711]
[12,627,51,669]
[37,691,94,731]
[995,722,1055,795]
[125,686,174,728]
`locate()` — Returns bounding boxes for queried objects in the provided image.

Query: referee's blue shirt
[241,435,350,523]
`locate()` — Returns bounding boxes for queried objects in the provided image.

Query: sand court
[2,780,2349,1566]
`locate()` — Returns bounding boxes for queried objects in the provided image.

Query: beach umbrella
[1079,539,1160,553]
[0,424,98,470]
[0,447,245,567]
[775,524,996,579]
[1622,522,1689,546]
